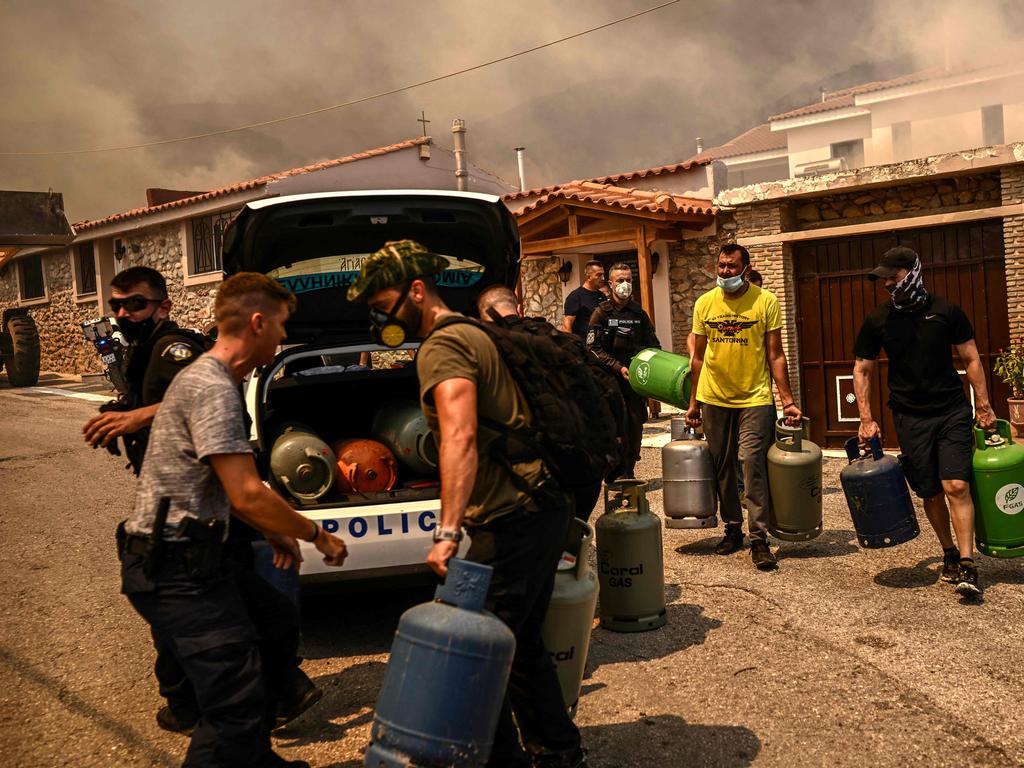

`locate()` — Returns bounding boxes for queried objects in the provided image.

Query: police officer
[83,267,207,472]
[351,243,587,768]
[587,262,661,478]
[120,272,347,768]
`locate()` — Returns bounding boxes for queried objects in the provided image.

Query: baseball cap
[346,240,450,302]
[868,246,919,280]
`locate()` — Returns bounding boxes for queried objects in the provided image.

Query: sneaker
[533,747,588,768]
[714,527,744,555]
[954,559,982,598]
[155,705,197,735]
[940,547,960,582]
[750,539,778,571]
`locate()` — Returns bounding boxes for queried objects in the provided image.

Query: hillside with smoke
[1,0,1022,222]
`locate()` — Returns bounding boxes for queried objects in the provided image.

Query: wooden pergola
[511,181,716,321]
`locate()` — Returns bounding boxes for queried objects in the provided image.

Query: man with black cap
[853,246,997,598]
[349,241,586,768]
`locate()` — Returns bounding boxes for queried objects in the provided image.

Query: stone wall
[667,218,733,352]
[0,252,106,375]
[520,256,563,325]
[118,222,219,332]
[1002,165,1024,345]
[794,172,1000,229]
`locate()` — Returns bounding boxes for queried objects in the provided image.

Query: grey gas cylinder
[595,479,667,632]
[371,400,439,475]
[541,517,599,718]
[662,417,717,529]
[269,422,336,504]
[767,417,823,541]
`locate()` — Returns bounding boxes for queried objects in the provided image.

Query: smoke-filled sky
[2,0,1023,223]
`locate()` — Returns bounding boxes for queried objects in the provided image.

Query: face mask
[613,281,632,300]
[369,281,421,348]
[116,316,157,344]
[717,271,746,293]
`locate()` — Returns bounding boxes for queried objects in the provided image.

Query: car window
[269,253,486,295]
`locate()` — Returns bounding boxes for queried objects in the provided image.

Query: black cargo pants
[465,485,581,767]
[622,385,648,478]
[122,547,300,768]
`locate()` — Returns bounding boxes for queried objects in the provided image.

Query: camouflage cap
[346,240,450,303]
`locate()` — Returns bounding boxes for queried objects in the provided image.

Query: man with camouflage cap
[351,241,587,768]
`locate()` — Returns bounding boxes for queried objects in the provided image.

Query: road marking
[8,386,112,403]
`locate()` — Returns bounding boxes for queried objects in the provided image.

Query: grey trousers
[701,402,776,539]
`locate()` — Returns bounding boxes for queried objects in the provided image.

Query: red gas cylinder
[330,438,399,494]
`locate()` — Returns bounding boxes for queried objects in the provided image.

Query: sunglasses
[108,295,163,313]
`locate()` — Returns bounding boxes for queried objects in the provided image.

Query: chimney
[695,137,704,154]
[514,147,527,191]
[452,119,468,192]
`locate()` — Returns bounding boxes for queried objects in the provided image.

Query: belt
[122,534,192,558]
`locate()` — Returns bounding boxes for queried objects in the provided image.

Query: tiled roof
[504,157,712,201]
[512,181,715,217]
[74,136,432,231]
[690,123,787,162]
[769,62,1019,122]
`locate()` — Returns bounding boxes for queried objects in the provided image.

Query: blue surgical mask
[716,273,746,293]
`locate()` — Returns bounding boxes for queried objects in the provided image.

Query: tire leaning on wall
[1,312,41,387]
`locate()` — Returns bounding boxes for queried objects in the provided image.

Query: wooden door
[795,220,1010,449]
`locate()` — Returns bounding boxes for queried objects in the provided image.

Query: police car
[222,191,521,582]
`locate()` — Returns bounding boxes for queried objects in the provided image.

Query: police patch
[162,342,196,363]
[586,329,596,345]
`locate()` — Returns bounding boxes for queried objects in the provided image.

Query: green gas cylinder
[628,349,692,407]
[972,419,1024,558]
[767,417,823,541]
[595,479,667,632]
[540,518,599,718]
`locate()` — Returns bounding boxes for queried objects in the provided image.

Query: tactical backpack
[433,313,628,489]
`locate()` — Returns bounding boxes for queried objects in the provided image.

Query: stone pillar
[520,256,563,325]
[1002,165,1024,345]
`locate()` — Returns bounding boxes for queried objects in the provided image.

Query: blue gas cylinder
[840,436,920,548]
[365,559,515,768]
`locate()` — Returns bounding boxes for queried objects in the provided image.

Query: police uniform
[587,299,661,477]
[109,321,207,474]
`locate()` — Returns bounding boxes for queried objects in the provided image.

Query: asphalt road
[1,378,1022,767]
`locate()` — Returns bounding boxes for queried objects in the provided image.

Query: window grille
[76,242,97,295]
[19,255,45,300]
[190,210,236,275]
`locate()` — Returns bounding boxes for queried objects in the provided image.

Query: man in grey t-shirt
[120,273,346,768]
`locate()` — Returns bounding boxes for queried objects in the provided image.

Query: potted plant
[992,343,1024,437]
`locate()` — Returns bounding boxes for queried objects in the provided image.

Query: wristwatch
[432,527,463,543]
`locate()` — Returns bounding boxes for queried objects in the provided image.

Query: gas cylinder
[840,436,919,548]
[627,348,692,407]
[540,518,599,718]
[595,479,666,632]
[269,423,336,504]
[372,400,439,475]
[365,559,515,768]
[767,418,823,541]
[971,419,1024,558]
[662,417,717,529]
[331,439,399,494]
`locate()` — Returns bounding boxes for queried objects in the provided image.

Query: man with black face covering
[83,267,208,474]
[853,246,996,598]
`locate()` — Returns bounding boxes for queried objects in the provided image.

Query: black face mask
[369,281,421,348]
[117,315,158,344]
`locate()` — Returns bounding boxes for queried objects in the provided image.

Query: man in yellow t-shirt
[686,244,802,571]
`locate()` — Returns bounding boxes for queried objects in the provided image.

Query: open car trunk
[259,349,440,508]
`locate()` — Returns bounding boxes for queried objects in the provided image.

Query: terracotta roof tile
[512,181,715,218]
[504,157,712,202]
[74,136,432,231]
[689,123,787,162]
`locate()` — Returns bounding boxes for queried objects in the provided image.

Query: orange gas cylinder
[330,439,399,494]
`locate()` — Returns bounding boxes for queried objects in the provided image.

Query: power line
[2,0,680,158]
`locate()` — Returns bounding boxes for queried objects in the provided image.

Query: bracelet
[302,521,320,544]
[782,402,795,409]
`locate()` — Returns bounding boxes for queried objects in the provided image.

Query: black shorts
[892,403,973,499]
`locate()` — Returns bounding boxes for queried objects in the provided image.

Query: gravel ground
[1,387,1022,767]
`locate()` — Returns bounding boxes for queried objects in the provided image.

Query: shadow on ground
[775,529,859,560]
[274,661,385,747]
[582,714,760,768]
[873,556,941,588]
[587,601,722,671]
